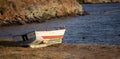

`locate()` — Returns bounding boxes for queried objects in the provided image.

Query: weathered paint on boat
[13,29,66,48]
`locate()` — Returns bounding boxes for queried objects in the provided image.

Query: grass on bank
[0,40,120,59]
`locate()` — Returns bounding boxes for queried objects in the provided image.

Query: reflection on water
[0,3,120,45]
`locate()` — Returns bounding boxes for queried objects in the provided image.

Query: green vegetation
[2,0,13,6]
[77,0,84,4]
[0,7,6,15]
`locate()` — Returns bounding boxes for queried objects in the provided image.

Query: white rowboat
[13,28,66,48]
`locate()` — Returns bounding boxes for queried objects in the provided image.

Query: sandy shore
[0,43,120,59]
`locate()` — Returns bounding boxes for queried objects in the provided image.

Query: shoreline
[0,14,85,27]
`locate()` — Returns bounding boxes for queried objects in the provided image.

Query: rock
[0,0,83,26]
[17,18,26,25]
[82,11,89,16]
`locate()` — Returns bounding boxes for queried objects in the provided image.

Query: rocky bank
[0,0,83,26]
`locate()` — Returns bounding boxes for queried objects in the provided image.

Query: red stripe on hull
[42,35,63,39]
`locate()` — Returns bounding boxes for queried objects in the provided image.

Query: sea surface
[0,3,120,45]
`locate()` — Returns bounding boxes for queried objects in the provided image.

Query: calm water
[0,3,120,45]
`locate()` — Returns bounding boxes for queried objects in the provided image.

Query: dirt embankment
[0,0,83,26]
[0,43,120,59]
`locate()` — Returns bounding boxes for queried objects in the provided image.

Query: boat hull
[13,29,66,48]
[29,29,65,48]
